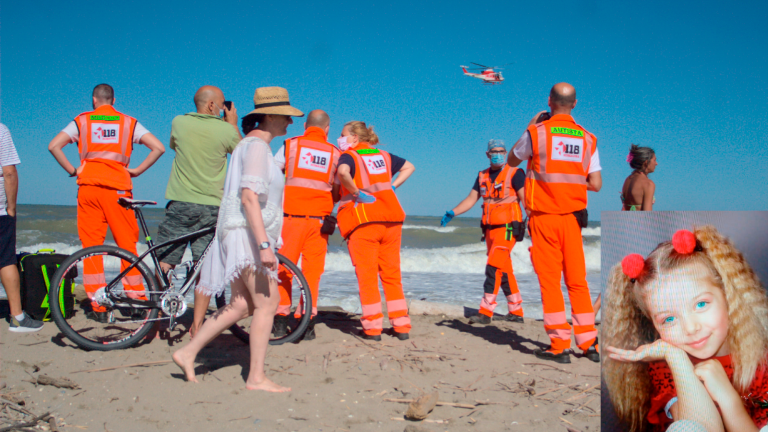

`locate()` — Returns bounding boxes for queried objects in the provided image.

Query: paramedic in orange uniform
[48,84,165,322]
[440,139,527,325]
[273,110,340,340]
[336,121,415,341]
[507,83,601,364]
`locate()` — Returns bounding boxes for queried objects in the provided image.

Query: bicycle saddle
[118,197,157,209]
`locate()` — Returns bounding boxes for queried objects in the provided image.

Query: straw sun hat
[244,86,304,117]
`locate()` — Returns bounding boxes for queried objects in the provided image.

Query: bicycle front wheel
[49,245,161,351]
[215,253,312,345]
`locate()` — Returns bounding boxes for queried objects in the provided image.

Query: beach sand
[0,303,600,431]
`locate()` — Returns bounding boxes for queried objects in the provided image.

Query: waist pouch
[320,215,337,235]
[572,209,589,229]
[481,221,526,242]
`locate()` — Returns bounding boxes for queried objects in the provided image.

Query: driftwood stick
[0,411,50,432]
[33,375,80,389]
[70,360,173,374]
[522,362,571,374]
[533,386,567,398]
[382,398,475,409]
[565,384,600,401]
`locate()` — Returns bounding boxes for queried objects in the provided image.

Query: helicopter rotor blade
[471,62,490,68]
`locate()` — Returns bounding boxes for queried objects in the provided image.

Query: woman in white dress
[173,87,303,392]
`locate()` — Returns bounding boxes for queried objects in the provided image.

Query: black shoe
[393,331,409,341]
[272,314,288,338]
[583,338,600,363]
[302,319,316,341]
[357,330,381,341]
[533,348,571,364]
[503,313,524,323]
[468,314,491,325]
[86,311,110,324]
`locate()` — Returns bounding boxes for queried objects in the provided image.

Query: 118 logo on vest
[298,148,331,173]
[91,123,120,144]
[362,155,387,175]
[551,137,584,163]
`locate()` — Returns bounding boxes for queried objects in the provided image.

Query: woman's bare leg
[242,269,290,392]
[172,279,252,382]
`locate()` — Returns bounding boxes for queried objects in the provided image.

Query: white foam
[582,227,601,236]
[401,225,457,233]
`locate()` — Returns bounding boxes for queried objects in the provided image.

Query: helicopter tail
[460,65,469,74]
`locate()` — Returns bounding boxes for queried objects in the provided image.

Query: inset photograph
[601,211,768,432]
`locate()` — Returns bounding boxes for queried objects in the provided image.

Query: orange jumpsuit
[477,166,524,318]
[524,114,598,352]
[337,144,410,336]
[74,105,145,312]
[277,127,340,318]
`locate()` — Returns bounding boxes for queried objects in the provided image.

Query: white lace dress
[196,137,284,297]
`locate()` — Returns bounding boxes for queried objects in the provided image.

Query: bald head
[194,86,224,114]
[549,83,577,108]
[305,109,330,130]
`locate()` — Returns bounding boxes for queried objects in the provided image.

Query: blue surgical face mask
[490,153,506,166]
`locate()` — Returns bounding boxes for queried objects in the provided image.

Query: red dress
[647,354,768,431]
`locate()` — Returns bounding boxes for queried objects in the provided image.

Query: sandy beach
[0,302,600,431]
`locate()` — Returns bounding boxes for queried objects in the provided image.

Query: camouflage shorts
[155,201,219,265]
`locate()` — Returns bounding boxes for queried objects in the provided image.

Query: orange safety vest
[524,114,596,214]
[283,127,340,217]
[337,144,406,239]
[75,105,137,191]
[479,165,523,226]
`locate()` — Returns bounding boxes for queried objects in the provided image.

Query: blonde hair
[344,121,379,145]
[603,225,768,432]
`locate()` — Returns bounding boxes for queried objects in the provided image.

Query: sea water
[2,205,601,320]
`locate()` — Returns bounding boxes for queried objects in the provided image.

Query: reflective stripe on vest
[479,165,521,225]
[285,137,338,191]
[336,145,405,238]
[525,117,596,214]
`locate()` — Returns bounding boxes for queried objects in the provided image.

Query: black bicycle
[48,198,311,351]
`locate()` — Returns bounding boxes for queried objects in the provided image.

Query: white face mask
[219,109,225,118]
[337,136,351,151]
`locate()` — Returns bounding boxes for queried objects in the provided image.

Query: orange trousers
[479,227,524,318]
[77,185,144,312]
[347,222,411,336]
[528,213,596,352]
[277,216,328,318]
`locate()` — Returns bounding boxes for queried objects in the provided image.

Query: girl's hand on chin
[693,359,739,406]
[606,339,685,362]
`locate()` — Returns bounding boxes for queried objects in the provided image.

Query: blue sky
[2,0,766,219]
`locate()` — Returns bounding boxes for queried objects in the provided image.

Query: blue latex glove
[392,185,397,192]
[440,210,455,227]
[355,191,376,204]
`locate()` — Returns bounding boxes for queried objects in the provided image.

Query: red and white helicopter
[460,63,508,85]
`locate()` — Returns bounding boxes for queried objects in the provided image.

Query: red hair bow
[622,254,645,281]
[672,230,697,254]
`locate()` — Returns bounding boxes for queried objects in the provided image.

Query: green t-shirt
[165,113,241,206]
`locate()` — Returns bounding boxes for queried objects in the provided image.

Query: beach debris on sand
[404,391,439,420]
[25,375,80,390]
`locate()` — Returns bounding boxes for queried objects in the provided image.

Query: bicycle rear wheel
[215,253,312,345]
[49,245,161,351]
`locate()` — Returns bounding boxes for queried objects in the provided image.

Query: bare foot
[171,349,198,383]
[245,377,291,393]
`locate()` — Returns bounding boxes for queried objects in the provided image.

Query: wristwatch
[258,242,270,250]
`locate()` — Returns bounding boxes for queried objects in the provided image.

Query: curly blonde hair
[603,225,768,432]
[344,121,379,146]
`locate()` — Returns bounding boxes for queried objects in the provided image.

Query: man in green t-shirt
[156,85,241,338]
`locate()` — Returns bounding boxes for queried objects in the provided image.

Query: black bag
[320,215,337,235]
[572,209,589,229]
[17,250,77,321]
[511,219,527,242]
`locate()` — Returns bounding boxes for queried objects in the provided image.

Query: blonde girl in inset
[603,226,768,432]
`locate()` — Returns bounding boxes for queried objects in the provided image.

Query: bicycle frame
[103,207,216,307]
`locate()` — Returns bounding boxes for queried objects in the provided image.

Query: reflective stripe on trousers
[348,222,411,336]
[478,227,524,318]
[528,213,596,351]
[277,216,328,318]
[78,185,145,312]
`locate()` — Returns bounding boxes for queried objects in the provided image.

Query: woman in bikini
[621,144,657,211]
